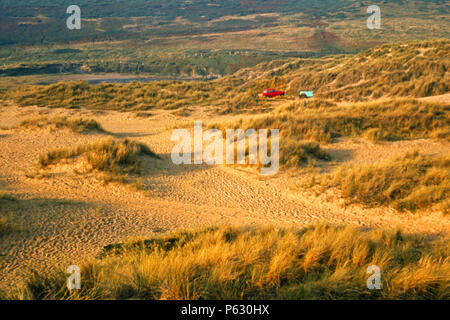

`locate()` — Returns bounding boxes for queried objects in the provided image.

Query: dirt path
[0,102,449,287]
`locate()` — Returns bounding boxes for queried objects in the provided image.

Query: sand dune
[0,101,449,287]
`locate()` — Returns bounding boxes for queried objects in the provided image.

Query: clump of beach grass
[321,151,450,212]
[39,138,160,183]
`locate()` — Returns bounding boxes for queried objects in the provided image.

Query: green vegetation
[0,48,305,79]
[39,138,160,182]
[321,152,450,213]
[1,0,448,49]
[17,116,106,134]
[4,224,449,300]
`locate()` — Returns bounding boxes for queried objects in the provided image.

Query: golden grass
[321,152,450,213]
[209,97,449,170]
[3,40,448,113]
[242,39,450,102]
[254,99,449,144]
[39,138,160,182]
[135,111,153,118]
[209,118,331,169]
[17,116,106,134]
[3,80,215,111]
[4,224,449,300]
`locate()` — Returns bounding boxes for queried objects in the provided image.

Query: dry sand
[0,100,449,287]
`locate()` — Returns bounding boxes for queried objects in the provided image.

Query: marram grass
[3,224,448,300]
[38,138,160,183]
[322,152,450,213]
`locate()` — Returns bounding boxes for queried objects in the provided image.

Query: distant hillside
[1,1,448,81]
[1,0,448,53]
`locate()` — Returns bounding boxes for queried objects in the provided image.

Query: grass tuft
[322,152,450,212]
[39,138,160,182]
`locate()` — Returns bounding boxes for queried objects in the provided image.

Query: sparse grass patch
[279,140,331,168]
[171,107,191,117]
[322,152,450,212]
[135,111,152,118]
[209,120,331,170]
[283,99,337,111]
[17,116,106,134]
[5,224,449,300]
[39,138,160,182]
[221,90,268,113]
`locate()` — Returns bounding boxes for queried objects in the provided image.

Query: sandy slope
[0,101,449,287]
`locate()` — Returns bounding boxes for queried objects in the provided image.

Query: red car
[259,89,285,98]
